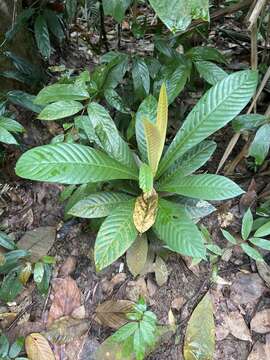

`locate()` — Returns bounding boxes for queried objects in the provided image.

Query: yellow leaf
[25,333,55,360]
[19,262,32,285]
[133,190,158,233]
[144,83,168,175]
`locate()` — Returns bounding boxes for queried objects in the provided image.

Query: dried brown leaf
[133,190,158,233]
[154,256,168,286]
[59,256,77,277]
[47,277,81,326]
[126,234,148,276]
[256,261,270,288]
[25,333,55,360]
[226,311,252,341]
[17,226,56,262]
[44,316,89,345]
[250,309,270,334]
[94,300,134,329]
[248,341,270,360]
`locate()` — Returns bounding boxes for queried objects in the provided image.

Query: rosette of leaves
[15,70,258,271]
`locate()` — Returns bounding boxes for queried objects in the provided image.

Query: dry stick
[246,0,268,30]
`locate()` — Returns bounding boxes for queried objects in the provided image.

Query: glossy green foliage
[16,70,258,271]
[0,116,24,145]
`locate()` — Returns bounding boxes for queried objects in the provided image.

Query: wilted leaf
[248,340,270,360]
[19,262,32,285]
[44,316,89,345]
[126,234,148,276]
[250,309,270,334]
[154,256,168,286]
[226,311,252,341]
[184,293,215,360]
[17,227,56,262]
[133,190,158,233]
[256,261,270,288]
[94,300,134,329]
[47,277,81,326]
[25,333,55,360]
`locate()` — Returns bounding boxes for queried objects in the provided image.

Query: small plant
[221,208,270,262]
[0,334,26,360]
[0,231,53,302]
[232,113,270,167]
[0,102,24,145]
[104,298,158,360]
[15,70,258,271]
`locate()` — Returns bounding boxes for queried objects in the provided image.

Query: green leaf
[241,243,264,262]
[103,0,132,23]
[249,237,270,251]
[0,271,23,303]
[195,61,228,85]
[157,141,216,187]
[7,90,44,113]
[87,102,137,170]
[102,54,129,90]
[232,114,267,132]
[0,117,24,133]
[111,322,138,342]
[157,70,258,176]
[153,199,206,258]
[187,47,227,64]
[75,115,96,143]
[0,335,9,357]
[104,88,129,113]
[173,197,216,223]
[159,174,244,200]
[15,143,138,184]
[38,100,83,120]
[221,229,237,244]
[132,57,150,100]
[248,124,270,165]
[9,337,24,358]
[254,220,270,238]
[34,262,45,283]
[134,328,146,360]
[44,10,65,41]
[0,127,18,145]
[149,0,209,33]
[34,15,51,59]
[206,244,223,256]
[136,96,157,163]
[5,8,34,41]
[0,231,16,250]
[65,0,78,22]
[68,192,132,218]
[139,164,153,193]
[35,83,89,105]
[0,250,29,274]
[241,208,253,240]
[184,293,215,360]
[95,201,138,270]
[36,263,51,295]
[64,183,97,218]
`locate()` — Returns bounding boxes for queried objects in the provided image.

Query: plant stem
[99,0,109,52]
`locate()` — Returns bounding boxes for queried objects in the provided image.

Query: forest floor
[1,6,270,360]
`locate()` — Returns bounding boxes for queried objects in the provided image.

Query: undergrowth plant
[15,69,258,270]
[0,334,26,360]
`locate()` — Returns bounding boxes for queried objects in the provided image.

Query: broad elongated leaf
[95,300,134,329]
[136,96,158,163]
[184,293,215,360]
[133,191,158,233]
[149,0,209,32]
[159,174,244,200]
[187,47,227,64]
[15,143,138,184]
[126,234,148,276]
[157,70,258,176]
[0,117,24,133]
[25,333,55,360]
[144,84,168,175]
[5,8,34,41]
[68,192,132,218]
[241,208,253,240]
[0,127,18,145]
[38,100,83,120]
[65,0,78,22]
[34,15,51,59]
[35,83,89,105]
[132,57,150,100]
[232,114,267,132]
[0,231,16,250]
[103,0,132,23]
[249,124,270,165]
[95,201,137,270]
[158,141,216,187]
[249,238,270,251]
[87,102,137,170]
[7,90,44,113]
[195,61,228,85]
[44,10,65,41]
[254,220,270,238]
[241,243,264,262]
[139,164,153,193]
[172,197,216,223]
[153,199,206,258]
